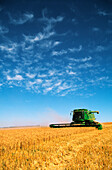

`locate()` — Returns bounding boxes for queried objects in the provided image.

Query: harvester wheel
[98,124,103,130]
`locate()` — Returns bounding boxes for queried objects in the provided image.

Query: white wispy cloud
[7,75,23,81]
[21,9,63,56]
[68,56,92,63]
[96,76,109,81]
[21,57,33,66]
[0,45,13,52]
[40,8,64,33]
[57,83,71,93]
[23,33,44,43]
[48,70,55,76]
[9,12,34,25]
[38,74,48,78]
[81,56,92,62]
[69,45,82,52]
[2,69,11,76]
[53,41,61,46]
[54,81,62,87]
[42,79,62,94]
[39,40,52,49]
[14,69,21,74]
[26,79,43,90]
[42,15,64,24]
[79,62,93,69]
[41,8,64,24]
[26,80,42,90]
[52,50,67,56]
[36,79,43,84]
[66,70,76,75]
[52,45,82,56]
[95,45,105,52]
[87,76,109,85]
[38,40,61,49]
[27,81,36,87]
[89,44,111,53]
[42,78,62,92]
[0,42,18,54]
[42,79,52,87]
[21,42,34,51]
[26,73,36,78]
[43,86,54,94]
[23,31,55,43]
[59,87,78,96]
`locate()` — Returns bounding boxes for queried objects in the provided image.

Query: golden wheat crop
[0,124,112,170]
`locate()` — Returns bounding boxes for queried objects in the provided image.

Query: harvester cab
[70,109,102,129]
[72,109,98,123]
[50,109,102,130]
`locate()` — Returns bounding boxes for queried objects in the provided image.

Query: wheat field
[0,123,112,170]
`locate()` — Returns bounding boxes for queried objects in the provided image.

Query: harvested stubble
[0,124,112,170]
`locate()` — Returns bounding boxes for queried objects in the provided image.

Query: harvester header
[49,108,102,130]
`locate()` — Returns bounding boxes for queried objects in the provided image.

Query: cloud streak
[8,12,34,25]
[52,45,82,56]
[7,75,23,81]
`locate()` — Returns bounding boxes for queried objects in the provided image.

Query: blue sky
[0,0,112,127]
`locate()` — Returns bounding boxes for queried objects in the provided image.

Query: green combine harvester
[49,109,102,130]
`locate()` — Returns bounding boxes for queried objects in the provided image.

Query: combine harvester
[49,109,102,130]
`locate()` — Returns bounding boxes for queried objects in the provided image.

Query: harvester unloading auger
[49,109,102,130]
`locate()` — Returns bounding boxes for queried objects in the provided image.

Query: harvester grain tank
[49,109,102,130]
